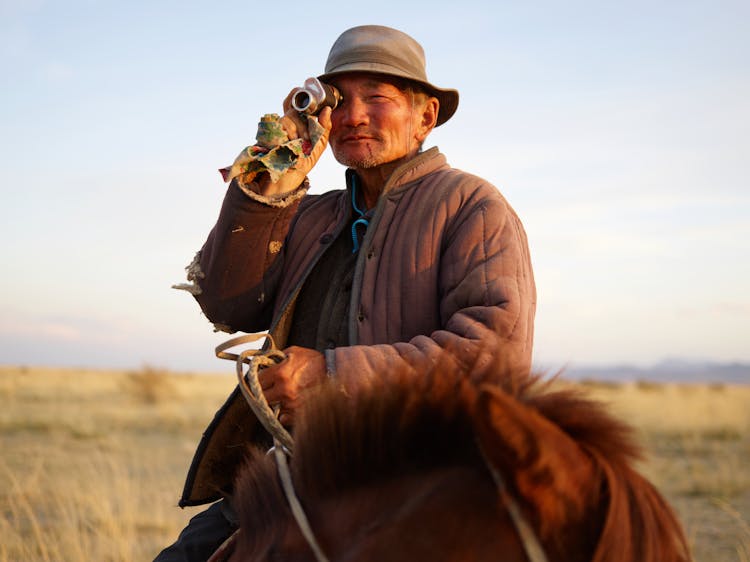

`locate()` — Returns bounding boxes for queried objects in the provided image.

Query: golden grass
[574,378,750,561]
[0,365,233,561]
[1,365,748,561]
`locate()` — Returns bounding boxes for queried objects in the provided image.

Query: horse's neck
[306,466,531,562]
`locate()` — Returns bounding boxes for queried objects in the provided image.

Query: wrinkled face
[328,73,430,169]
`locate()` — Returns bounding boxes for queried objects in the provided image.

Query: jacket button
[320,233,333,244]
[357,308,365,322]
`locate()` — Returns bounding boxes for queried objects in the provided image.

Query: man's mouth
[337,129,378,143]
[341,134,374,142]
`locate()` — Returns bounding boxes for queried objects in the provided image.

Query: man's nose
[337,96,368,127]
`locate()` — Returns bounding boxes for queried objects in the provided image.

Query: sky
[1,0,748,374]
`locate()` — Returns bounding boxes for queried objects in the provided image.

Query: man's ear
[416,97,439,142]
[473,386,596,536]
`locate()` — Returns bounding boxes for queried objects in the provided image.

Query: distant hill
[551,359,750,384]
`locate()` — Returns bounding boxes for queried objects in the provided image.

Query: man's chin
[332,150,382,170]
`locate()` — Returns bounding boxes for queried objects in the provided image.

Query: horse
[224,361,691,562]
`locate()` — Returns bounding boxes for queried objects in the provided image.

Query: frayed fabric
[172,251,205,296]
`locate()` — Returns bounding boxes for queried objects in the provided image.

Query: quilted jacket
[178,147,536,505]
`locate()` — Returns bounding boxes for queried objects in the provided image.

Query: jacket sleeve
[186,180,307,333]
[327,191,536,389]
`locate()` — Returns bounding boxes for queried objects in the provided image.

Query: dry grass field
[1,365,748,561]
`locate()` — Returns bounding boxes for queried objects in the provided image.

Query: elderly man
[157,24,535,561]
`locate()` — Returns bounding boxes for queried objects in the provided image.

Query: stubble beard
[331,135,385,170]
[333,151,382,169]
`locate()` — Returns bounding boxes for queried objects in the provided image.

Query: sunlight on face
[328,73,428,169]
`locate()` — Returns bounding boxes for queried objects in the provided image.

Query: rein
[211,333,548,562]
[478,442,549,562]
[215,333,293,451]
[215,333,330,562]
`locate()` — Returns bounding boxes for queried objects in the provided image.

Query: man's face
[328,73,427,169]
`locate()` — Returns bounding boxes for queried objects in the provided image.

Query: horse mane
[232,365,484,545]
[519,377,690,561]
[233,363,690,561]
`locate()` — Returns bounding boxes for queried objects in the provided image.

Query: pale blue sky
[1,0,748,372]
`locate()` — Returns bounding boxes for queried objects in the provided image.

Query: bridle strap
[273,445,330,562]
[479,443,549,562]
[216,333,293,451]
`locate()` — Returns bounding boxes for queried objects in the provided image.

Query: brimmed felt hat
[318,25,459,127]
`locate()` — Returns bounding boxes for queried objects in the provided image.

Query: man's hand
[253,91,333,197]
[257,346,327,427]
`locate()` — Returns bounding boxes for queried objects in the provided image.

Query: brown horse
[226,363,690,562]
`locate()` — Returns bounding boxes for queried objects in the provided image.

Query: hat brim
[318,66,459,127]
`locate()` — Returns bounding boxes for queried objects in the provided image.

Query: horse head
[227,364,690,562]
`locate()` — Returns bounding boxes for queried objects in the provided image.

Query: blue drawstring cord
[350,176,369,253]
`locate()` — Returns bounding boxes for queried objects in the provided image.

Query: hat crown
[325,25,428,82]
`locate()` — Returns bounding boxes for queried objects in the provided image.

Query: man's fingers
[258,368,274,391]
[278,411,293,427]
[317,106,333,130]
[280,113,304,141]
[277,395,298,427]
[260,363,292,404]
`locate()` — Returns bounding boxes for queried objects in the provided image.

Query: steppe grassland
[1,365,748,561]
[0,365,233,562]
[576,378,750,562]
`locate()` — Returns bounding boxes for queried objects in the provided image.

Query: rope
[273,444,330,562]
[215,333,330,562]
[215,333,293,451]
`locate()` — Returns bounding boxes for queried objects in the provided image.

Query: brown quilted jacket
[179,147,536,505]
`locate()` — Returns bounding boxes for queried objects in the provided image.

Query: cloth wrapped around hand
[219,113,326,184]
